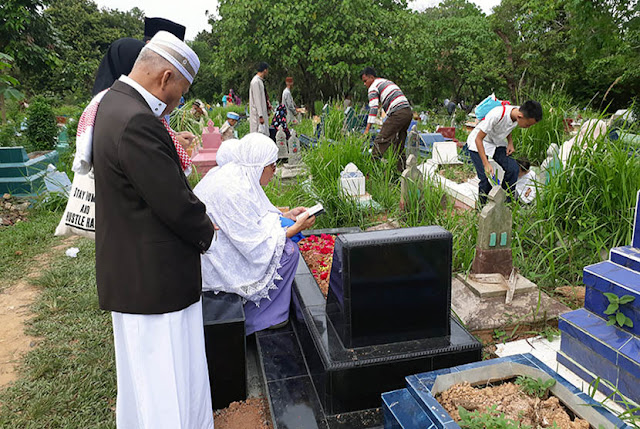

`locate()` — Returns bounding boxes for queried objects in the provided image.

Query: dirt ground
[438,381,589,428]
[214,397,273,429]
[0,235,78,388]
[555,286,586,309]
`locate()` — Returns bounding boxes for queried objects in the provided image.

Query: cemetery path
[0,235,78,389]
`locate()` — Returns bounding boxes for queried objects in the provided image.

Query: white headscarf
[215,138,240,167]
[194,133,284,303]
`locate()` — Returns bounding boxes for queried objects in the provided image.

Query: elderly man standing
[361,66,413,171]
[92,31,215,429]
[249,62,270,135]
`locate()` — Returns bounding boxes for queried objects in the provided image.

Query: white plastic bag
[55,171,96,239]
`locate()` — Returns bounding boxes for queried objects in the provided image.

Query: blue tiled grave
[559,189,640,406]
[0,147,59,196]
[257,226,482,429]
[383,353,630,428]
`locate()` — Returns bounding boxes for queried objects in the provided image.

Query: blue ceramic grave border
[382,353,630,428]
[558,189,640,406]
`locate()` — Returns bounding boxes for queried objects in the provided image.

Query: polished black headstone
[202,291,247,410]
[327,226,452,348]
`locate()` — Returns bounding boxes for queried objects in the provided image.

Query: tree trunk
[495,29,518,100]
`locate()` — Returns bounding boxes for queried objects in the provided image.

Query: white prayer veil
[194,133,285,303]
[215,138,240,167]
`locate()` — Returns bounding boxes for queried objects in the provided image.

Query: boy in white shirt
[467,100,542,205]
[515,157,537,204]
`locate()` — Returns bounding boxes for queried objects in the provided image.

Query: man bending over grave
[194,133,316,334]
[467,100,543,205]
[361,67,413,171]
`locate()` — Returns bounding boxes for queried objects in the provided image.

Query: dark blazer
[93,80,214,314]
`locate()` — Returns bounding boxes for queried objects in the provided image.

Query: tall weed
[514,132,640,289]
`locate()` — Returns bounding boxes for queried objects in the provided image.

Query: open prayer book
[296,203,325,221]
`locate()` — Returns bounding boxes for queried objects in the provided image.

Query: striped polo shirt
[367,78,410,124]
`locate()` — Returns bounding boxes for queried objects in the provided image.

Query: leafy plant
[603,292,635,328]
[493,328,508,343]
[25,96,57,151]
[515,375,556,398]
[458,405,529,429]
[0,52,23,124]
[539,326,560,342]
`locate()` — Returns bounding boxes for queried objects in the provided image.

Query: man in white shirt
[467,100,542,205]
[249,62,270,135]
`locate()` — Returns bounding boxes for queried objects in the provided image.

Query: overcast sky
[93,0,502,41]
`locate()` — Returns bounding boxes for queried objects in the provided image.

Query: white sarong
[112,299,214,429]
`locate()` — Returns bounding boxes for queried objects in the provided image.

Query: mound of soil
[298,234,336,298]
[213,397,272,429]
[438,381,589,428]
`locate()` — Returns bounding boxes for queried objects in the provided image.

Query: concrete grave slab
[451,276,571,332]
[457,272,538,298]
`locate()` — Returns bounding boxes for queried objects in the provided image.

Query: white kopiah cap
[144,31,200,83]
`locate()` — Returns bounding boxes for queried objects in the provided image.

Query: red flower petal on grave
[312,269,317,274]
[320,272,328,280]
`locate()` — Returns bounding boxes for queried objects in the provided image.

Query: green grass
[0,208,64,288]
[0,238,116,428]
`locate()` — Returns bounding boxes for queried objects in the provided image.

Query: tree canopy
[3,0,638,110]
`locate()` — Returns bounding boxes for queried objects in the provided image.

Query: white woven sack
[54,171,95,239]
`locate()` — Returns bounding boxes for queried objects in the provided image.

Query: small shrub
[515,375,556,398]
[458,405,527,428]
[603,292,635,328]
[25,96,57,151]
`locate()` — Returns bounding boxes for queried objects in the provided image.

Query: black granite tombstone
[257,226,482,426]
[327,226,452,348]
[202,291,247,410]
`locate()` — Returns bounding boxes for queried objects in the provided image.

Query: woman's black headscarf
[91,38,144,95]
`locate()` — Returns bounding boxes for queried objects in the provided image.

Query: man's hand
[364,124,371,134]
[259,116,265,124]
[507,142,515,156]
[175,131,196,149]
[484,162,495,178]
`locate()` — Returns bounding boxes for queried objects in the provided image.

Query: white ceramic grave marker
[340,162,366,197]
[432,141,461,164]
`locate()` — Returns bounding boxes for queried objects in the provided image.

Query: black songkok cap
[144,17,186,41]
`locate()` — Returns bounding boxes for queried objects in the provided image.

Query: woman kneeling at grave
[194,133,316,334]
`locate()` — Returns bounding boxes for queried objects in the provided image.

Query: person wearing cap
[249,62,270,136]
[220,111,240,141]
[92,17,186,95]
[92,31,215,429]
[91,18,196,158]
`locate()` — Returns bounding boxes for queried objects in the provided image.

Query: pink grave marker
[192,120,223,175]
